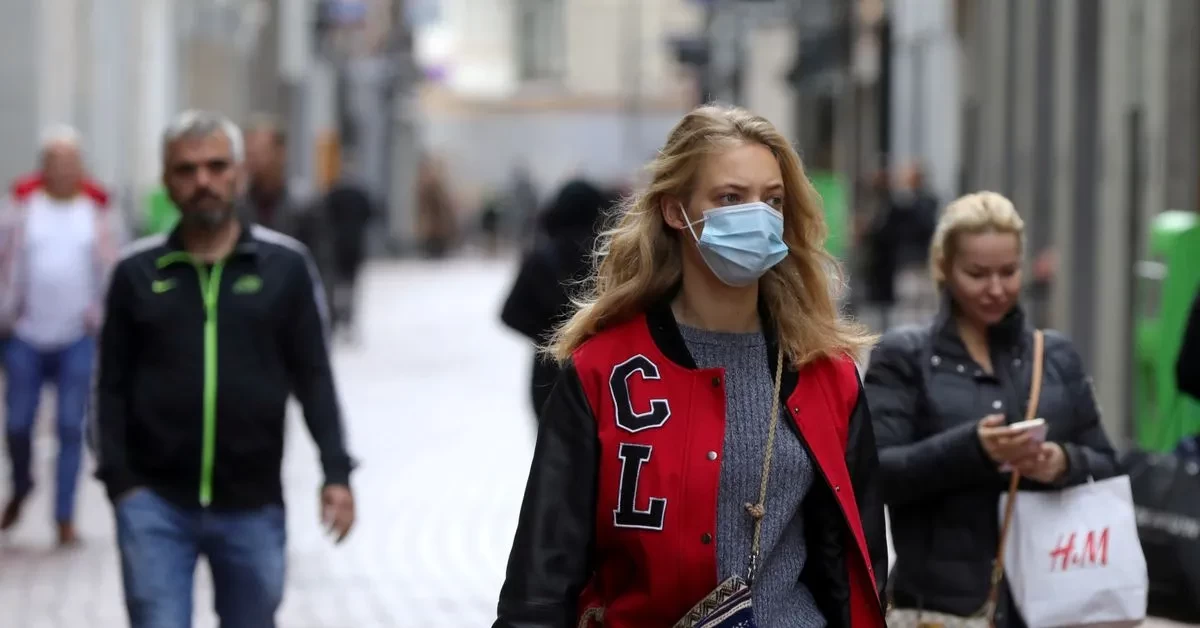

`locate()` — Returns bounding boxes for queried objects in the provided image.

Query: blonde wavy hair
[546,104,874,366]
[928,191,1026,287]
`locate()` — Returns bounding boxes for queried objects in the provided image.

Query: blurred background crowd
[2,0,1200,625]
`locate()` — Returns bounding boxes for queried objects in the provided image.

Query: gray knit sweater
[678,324,826,628]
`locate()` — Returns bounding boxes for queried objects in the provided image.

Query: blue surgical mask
[683,201,789,287]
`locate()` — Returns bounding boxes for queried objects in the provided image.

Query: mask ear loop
[681,204,705,242]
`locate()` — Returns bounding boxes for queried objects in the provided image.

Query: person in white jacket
[0,125,126,545]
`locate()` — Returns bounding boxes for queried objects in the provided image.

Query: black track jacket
[92,223,355,511]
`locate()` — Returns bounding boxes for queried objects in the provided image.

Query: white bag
[999,476,1149,627]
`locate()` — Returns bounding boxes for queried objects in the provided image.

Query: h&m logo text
[1049,527,1109,571]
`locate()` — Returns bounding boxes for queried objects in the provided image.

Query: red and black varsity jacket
[494,302,888,628]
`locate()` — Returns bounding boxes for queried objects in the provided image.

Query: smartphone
[1007,418,1047,443]
[998,418,1047,471]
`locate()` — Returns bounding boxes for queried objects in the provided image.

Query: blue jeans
[116,489,287,628]
[4,335,93,522]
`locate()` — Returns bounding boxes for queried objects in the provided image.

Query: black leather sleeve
[845,380,889,604]
[1179,292,1200,401]
[494,362,598,628]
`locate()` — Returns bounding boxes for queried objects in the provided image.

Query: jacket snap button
[792,407,800,414]
[707,451,718,461]
[1013,358,1022,367]
[931,355,941,366]
[701,533,713,544]
[956,364,966,373]
[711,376,720,387]
[992,400,1003,409]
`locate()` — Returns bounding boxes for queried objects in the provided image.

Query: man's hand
[1013,442,1069,484]
[321,484,355,543]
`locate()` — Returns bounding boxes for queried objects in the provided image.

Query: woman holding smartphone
[863,191,1118,628]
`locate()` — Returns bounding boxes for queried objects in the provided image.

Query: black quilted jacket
[863,299,1118,627]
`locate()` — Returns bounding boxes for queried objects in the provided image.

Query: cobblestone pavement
[0,257,1191,627]
[0,257,535,628]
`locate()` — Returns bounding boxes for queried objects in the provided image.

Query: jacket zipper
[155,251,227,507]
[193,260,225,507]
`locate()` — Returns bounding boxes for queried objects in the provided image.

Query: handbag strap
[985,329,1045,626]
[745,348,786,584]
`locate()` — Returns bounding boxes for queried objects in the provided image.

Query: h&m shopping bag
[998,476,1149,627]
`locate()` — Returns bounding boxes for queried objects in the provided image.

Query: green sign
[1133,210,1200,451]
[808,170,848,260]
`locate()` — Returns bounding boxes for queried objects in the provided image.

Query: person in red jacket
[493,105,888,628]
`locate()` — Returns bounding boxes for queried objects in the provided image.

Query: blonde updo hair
[545,104,874,366]
[929,191,1026,286]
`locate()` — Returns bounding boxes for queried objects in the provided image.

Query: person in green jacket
[143,185,180,235]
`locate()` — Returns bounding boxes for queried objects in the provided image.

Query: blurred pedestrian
[1173,282,1200,461]
[0,125,125,545]
[242,115,328,254]
[865,191,1118,628]
[243,114,335,307]
[416,154,457,258]
[860,163,940,330]
[92,110,356,628]
[1180,288,1200,400]
[323,176,375,342]
[142,184,180,236]
[505,162,539,246]
[479,192,505,256]
[494,105,885,628]
[858,168,897,327]
[499,178,617,421]
[888,163,940,315]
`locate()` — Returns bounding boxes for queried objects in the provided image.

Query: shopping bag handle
[986,329,1044,627]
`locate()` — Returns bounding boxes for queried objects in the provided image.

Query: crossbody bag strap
[985,329,1044,626]
[745,348,785,584]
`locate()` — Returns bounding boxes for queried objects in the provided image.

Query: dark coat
[1179,290,1200,400]
[863,298,1118,627]
[499,180,616,415]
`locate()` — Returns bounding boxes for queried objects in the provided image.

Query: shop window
[514,0,564,83]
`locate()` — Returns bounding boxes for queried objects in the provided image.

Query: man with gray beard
[92,110,356,628]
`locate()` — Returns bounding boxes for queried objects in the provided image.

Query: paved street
[0,256,1191,627]
[0,257,536,627]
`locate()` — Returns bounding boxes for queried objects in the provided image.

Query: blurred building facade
[412,0,703,213]
[0,0,284,224]
[894,0,1200,445]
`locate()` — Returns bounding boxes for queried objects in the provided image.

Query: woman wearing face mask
[492,105,887,628]
[864,192,1118,627]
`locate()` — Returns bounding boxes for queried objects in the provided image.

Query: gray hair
[162,109,245,164]
[40,124,82,152]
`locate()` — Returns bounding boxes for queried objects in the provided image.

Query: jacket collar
[644,285,801,397]
[932,289,1029,355]
[164,219,259,258]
